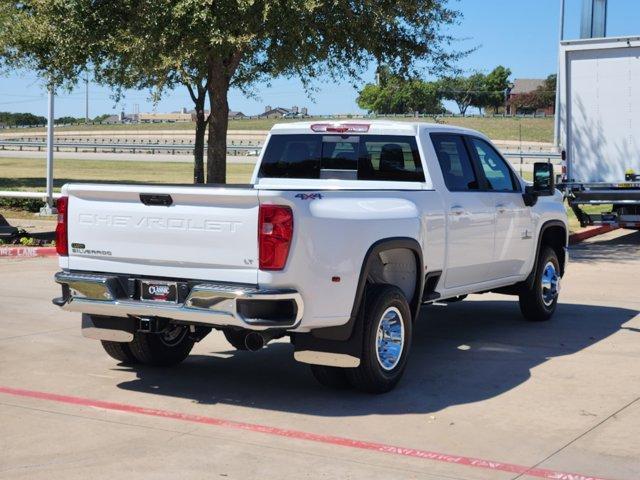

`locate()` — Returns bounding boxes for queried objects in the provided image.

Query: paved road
[0,229,638,480]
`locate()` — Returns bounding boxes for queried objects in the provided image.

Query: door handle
[450,205,465,216]
[140,193,173,206]
[496,203,507,214]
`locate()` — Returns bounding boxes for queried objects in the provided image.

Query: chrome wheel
[541,261,560,307]
[159,325,188,347]
[375,307,405,371]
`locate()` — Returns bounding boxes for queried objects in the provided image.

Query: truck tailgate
[65,184,259,284]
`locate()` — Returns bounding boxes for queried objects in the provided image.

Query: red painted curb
[0,385,612,480]
[569,225,618,245]
[0,246,57,258]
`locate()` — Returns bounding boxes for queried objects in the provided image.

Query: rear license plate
[140,280,178,303]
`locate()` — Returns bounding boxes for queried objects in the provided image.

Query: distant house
[228,111,246,119]
[506,79,555,115]
[258,106,293,118]
[257,105,309,119]
[97,115,120,124]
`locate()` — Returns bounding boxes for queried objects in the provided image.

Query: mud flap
[291,314,364,368]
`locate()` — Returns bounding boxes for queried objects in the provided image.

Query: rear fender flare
[311,237,424,342]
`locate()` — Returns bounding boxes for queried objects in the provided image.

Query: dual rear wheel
[101,324,194,366]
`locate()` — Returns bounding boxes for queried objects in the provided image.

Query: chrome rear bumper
[54,271,303,330]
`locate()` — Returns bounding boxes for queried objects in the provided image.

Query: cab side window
[469,137,518,192]
[430,133,479,191]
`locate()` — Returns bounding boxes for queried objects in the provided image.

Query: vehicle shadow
[116,299,638,416]
[569,230,640,264]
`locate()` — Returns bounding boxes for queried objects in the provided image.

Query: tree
[438,73,486,115]
[1,1,465,183]
[535,74,557,109]
[54,116,83,125]
[483,66,511,113]
[0,2,210,183]
[357,75,444,115]
[0,112,46,126]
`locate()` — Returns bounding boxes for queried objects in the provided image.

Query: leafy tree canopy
[357,67,445,115]
[0,111,46,126]
[437,73,486,115]
[482,65,511,113]
[1,0,465,182]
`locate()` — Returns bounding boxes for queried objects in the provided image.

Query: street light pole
[40,85,55,215]
[85,74,89,123]
[553,0,566,148]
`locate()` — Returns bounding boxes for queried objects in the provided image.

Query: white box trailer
[559,36,640,228]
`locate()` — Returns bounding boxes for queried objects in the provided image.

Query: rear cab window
[258,134,425,182]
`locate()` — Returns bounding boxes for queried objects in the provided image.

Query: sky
[0,0,638,118]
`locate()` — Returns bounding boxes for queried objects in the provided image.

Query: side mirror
[533,162,554,196]
[523,163,555,207]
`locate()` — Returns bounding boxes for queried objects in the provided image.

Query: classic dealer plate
[140,280,178,303]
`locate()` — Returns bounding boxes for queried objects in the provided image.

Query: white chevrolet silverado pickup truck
[53,121,568,393]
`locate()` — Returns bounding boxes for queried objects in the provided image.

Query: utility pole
[85,74,89,123]
[40,86,55,215]
[553,0,566,147]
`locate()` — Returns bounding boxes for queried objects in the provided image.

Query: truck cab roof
[269,120,487,139]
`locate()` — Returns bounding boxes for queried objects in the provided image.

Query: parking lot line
[0,385,612,480]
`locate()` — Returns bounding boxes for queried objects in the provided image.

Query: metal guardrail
[503,152,561,160]
[0,139,561,161]
[0,140,260,155]
[0,190,62,200]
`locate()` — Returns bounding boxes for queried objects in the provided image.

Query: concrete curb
[0,246,56,258]
[569,225,618,245]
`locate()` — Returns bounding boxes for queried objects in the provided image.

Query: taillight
[56,196,68,256]
[258,205,293,270]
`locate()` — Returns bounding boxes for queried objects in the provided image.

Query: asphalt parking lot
[1,229,639,480]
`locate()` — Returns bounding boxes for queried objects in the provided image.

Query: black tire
[346,284,412,394]
[223,330,248,351]
[310,365,351,389]
[101,341,138,364]
[519,246,561,322]
[128,325,194,366]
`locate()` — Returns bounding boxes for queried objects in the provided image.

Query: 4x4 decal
[295,193,323,200]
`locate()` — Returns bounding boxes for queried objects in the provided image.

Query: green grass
[0,157,254,191]
[433,117,552,143]
[2,116,555,142]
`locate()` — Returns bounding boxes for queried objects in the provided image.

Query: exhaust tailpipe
[244,332,266,351]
